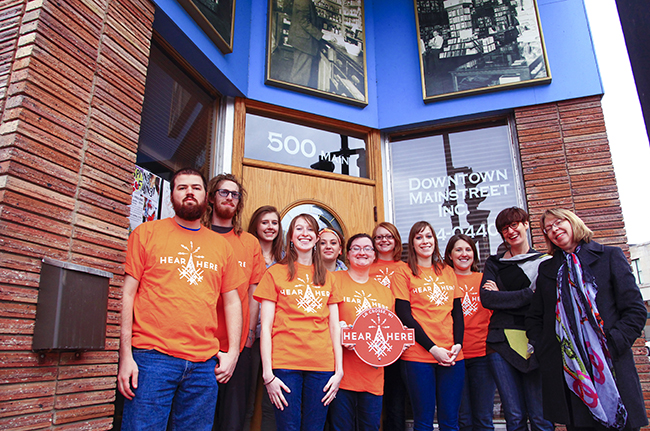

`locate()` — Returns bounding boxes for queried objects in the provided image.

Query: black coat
[526,240,647,428]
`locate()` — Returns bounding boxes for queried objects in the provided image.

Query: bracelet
[263,376,276,386]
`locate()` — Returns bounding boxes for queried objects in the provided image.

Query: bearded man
[202,174,265,431]
[118,168,246,431]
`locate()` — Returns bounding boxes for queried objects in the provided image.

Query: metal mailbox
[32,258,113,351]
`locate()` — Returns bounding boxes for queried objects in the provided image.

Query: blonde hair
[540,208,593,254]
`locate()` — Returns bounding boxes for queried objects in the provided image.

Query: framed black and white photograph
[266,0,368,107]
[415,0,551,102]
[177,0,235,54]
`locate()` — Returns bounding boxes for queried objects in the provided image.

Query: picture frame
[177,0,235,54]
[414,0,551,102]
[265,0,368,107]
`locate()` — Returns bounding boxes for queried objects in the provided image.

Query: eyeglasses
[501,222,520,234]
[543,219,565,235]
[350,245,375,253]
[216,189,241,200]
[374,234,394,241]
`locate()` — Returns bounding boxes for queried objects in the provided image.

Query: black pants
[213,347,252,431]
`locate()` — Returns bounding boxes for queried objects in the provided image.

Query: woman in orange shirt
[393,221,465,431]
[254,214,343,431]
[329,233,395,431]
[444,234,495,431]
[246,205,283,431]
[368,222,409,431]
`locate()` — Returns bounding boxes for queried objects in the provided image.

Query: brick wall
[0,0,154,429]
[514,96,650,428]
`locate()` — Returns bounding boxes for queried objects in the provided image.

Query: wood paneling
[242,165,376,239]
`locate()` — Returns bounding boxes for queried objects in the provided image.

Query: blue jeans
[486,352,553,431]
[272,369,334,431]
[122,348,219,431]
[329,388,382,431]
[402,360,465,431]
[459,356,497,431]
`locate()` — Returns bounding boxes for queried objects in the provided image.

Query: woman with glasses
[444,234,496,431]
[479,207,553,431]
[329,233,395,431]
[394,221,464,431]
[369,222,409,431]
[319,228,348,272]
[526,209,647,431]
[254,214,343,431]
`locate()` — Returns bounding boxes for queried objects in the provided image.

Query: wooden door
[232,99,384,239]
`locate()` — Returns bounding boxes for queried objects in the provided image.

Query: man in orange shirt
[118,168,246,431]
[203,173,265,431]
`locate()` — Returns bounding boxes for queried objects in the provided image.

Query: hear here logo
[341,308,414,367]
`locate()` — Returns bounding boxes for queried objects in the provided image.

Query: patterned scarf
[555,246,627,429]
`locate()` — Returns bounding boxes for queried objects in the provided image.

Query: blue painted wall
[152,0,602,130]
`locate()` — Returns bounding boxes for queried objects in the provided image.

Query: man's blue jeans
[486,352,553,431]
[402,359,465,431]
[272,369,334,431]
[329,388,382,431]
[121,348,219,431]
[459,356,497,431]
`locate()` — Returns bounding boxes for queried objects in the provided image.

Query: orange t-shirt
[253,263,342,371]
[369,259,409,291]
[215,230,266,352]
[335,271,395,396]
[125,218,247,362]
[392,264,463,364]
[457,272,491,359]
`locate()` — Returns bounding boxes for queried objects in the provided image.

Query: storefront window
[389,122,524,266]
[244,113,368,178]
[129,42,217,233]
[136,42,216,179]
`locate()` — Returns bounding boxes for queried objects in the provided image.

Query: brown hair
[540,208,593,255]
[202,173,246,235]
[444,234,479,273]
[346,233,377,265]
[495,207,530,241]
[407,221,444,276]
[170,168,207,191]
[371,222,403,262]
[281,214,327,286]
[248,205,284,263]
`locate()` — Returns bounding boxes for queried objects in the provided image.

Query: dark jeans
[273,369,334,431]
[486,352,553,431]
[329,388,382,431]
[383,359,408,431]
[459,356,496,431]
[122,348,218,431]
[402,360,465,431]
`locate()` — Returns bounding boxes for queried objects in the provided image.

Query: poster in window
[177,0,235,54]
[129,166,162,234]
[265,0,368,106]
[159,180,176,220]
[415,0,551,102]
